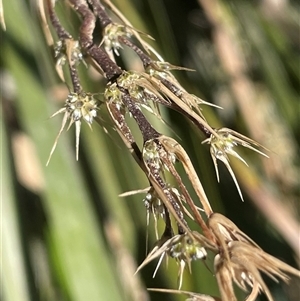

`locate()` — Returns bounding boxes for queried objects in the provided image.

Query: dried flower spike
[214,241,300,301]
[41,2,299,300]
[207,213,300,301]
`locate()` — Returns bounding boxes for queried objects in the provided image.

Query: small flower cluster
[105,82,125,112]
[203,128,268,200]
[101,23,133,55]
[54,39,84,66]
[54,39,86,82]
[47,91,100,165]
[143,187,165,238]
[142,139,176,172]
[104,71,169,123]
[136,232,207,289]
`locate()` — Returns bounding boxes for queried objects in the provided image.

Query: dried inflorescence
[41,0,299,300]
[208,213,300,300]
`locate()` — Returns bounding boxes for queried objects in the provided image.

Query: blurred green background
[1,0,299,300]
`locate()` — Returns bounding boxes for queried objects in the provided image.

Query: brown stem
[71,0,95,49]
[46,0,72,39]
[119,36,152,67]
[47,0,82,92]
[106,101,145,171]
[70,0,122,80]
[119,88,160,141]
[89,46,123,80]
[88,0,112,27]
[68,64,82,93]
